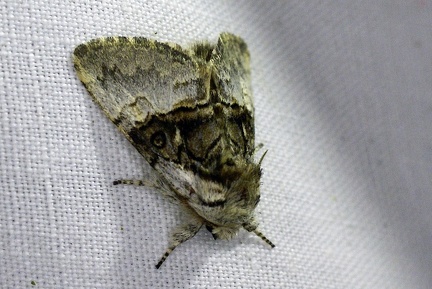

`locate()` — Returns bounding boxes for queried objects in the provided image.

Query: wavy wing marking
[73,36,210,134]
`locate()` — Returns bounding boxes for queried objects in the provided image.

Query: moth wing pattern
[211,32,254,115]
[73,36,211,153]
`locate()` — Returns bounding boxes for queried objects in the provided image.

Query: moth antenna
[253,229,275,248]
[258,150,268,166]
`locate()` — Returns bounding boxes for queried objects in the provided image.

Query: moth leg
[243,222,275,248]
[156,219,203,269]
[252,228,275,248]
[113,179,167,191]
[113,179,149,186]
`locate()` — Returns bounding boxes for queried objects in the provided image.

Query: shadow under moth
[72,32,274,268]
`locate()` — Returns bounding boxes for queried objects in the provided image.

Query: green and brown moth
[73,33,274,269]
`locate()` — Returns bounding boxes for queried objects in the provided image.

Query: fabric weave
[1,1,431,288]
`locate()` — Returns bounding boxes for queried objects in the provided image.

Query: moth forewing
[73,32,274,269]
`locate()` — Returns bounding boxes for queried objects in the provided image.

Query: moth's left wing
[73,37,211,145]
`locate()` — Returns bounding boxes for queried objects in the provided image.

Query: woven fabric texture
[1,1,431,288]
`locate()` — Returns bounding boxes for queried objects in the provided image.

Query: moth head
[188,161,262,240]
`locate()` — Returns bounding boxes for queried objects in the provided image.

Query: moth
[73,32,274,268]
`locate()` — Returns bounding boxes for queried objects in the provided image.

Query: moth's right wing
[209,33,256,155]
[211,33,254,115]
[73,36,211,145]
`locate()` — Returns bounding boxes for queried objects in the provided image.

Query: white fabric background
[1,1,431,288]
